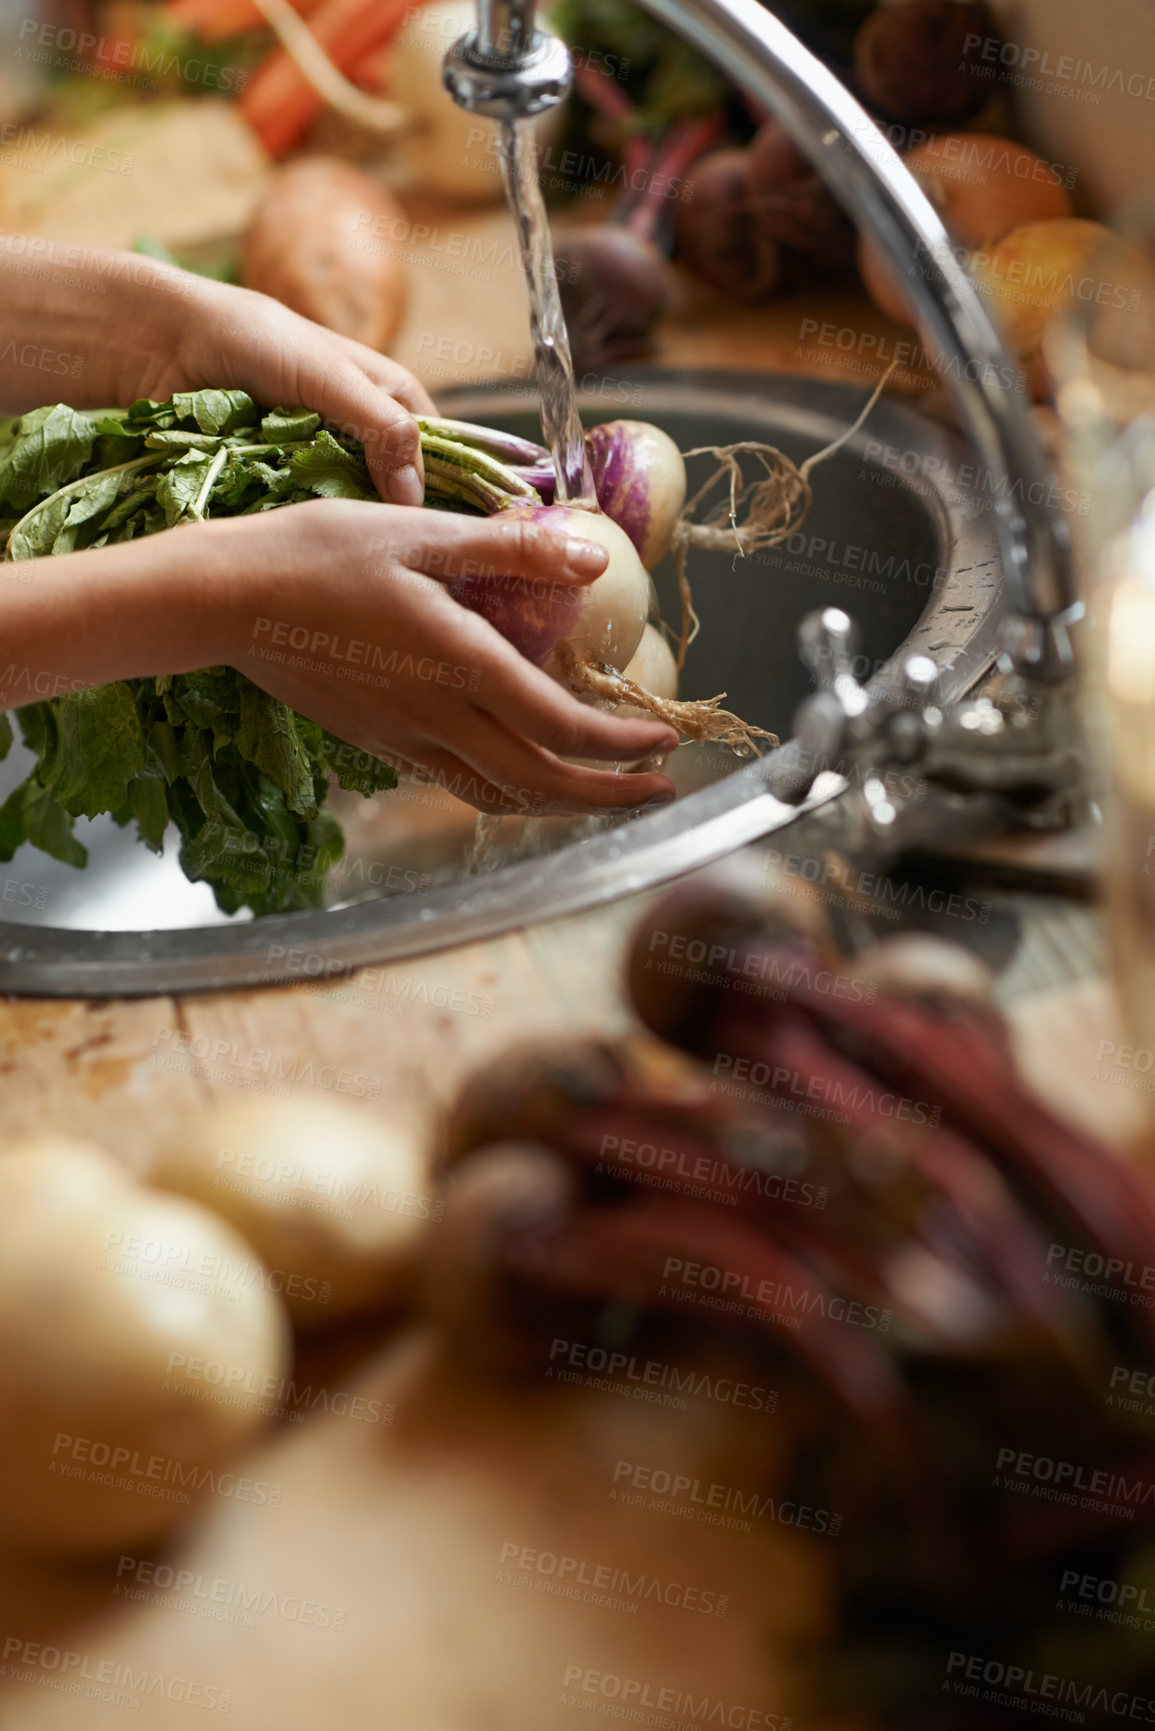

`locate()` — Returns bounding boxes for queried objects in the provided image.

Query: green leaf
[39,682,146,818]
[261,407,321,443]
[0,404,96,511]
[171,389,257,437]
[289,430,375,500]
[0,775,86,868]
[144,429,223,454]
[180,758,269,892]
[0,712,12,760]
[235,681,318,817]
[156,448,219,526]
[127,775,169,852]
[50,466,141,556]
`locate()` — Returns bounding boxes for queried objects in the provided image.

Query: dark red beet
[854,0,999,127]
[674,149,782,302]
[748,117,813,188]
[554,227,671,374]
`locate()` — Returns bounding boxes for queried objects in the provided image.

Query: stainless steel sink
[0,368,1004,996]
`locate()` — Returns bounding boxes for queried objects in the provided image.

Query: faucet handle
[798,607,857,686]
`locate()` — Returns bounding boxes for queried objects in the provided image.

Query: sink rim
[0,368,1005,998]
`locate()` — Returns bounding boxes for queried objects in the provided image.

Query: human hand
[171,278,436,506]
[203,500,678,816]
[0,250,435,506]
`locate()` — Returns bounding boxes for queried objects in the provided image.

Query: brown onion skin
[555,227,671,373]
[675,150,783,301]
[857,133,1074,324]
[854,0,999,127]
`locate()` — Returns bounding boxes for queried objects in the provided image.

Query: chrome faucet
[444,0,1088,845]
[443,0,571,120]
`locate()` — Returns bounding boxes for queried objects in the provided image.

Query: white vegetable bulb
[0,1140,289,1554]
[152,1096,434,1327]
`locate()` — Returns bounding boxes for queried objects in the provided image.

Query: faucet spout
[443,0,571,120]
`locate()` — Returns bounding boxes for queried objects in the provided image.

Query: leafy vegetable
[0,389,397,917]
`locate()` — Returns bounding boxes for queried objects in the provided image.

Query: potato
[859,134,1073,325]
[151,1096,434,1327]
[241,156,407,351]
[0,1141,289,1555]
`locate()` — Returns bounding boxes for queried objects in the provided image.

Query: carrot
[164,0,328,44]
[239,0,414,157]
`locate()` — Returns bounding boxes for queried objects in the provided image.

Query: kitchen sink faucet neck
[444,0,1076,665]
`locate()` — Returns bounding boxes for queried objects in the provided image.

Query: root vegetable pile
[434,872,1155,1728]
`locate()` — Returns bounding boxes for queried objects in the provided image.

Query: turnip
[619,624,679,710]
[447,504,650,681]
[151,1096,434,1328]
[584,420,687,572]
[0,1139,289,1555]
[417,398,886,756]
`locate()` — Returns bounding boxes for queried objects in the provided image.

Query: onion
[973,217,1114,400]
[585,419,687,571]
[448,505,650,680]
[0,1139,289,1555]
[859,133,1074,324]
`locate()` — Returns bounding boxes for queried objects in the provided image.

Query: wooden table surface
[0,191,1144,1730]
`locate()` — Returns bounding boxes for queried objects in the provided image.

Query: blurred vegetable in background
[434,869,1155,1728]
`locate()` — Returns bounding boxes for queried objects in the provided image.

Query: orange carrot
[239,0,415,156]
[163,0,327,46]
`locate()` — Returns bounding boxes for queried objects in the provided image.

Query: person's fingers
[396,507,608,587]
[322,331,438,417]
[375,743,551,816]
[472,658,679,761]
[236,300,426,504]
[428,707,676,815]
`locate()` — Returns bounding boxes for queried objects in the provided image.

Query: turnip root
[585,419,687,571]
[241,157,408,351]
[449,504,650,678]
[617,624,679,717]
[151,1096,434,1328]
[0,1140,289,1555]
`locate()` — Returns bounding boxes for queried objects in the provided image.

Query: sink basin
[0,368,1004,996]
